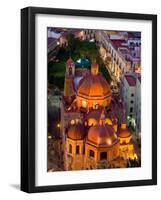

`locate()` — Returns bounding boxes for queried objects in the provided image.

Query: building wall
[135,79,141,134]
[95,31,141,84]
[65,138,84,170]
[121,74,141,134]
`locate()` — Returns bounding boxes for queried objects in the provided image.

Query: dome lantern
[91,61,99,75]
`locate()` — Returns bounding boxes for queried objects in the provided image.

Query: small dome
[87,124,118,147]
[67,123,85,140]
[75,58,90,68]
[117,123,131,138]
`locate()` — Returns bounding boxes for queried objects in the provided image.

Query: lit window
[82,100,87,108]
[93,103,99,109]
[71,120,75,125]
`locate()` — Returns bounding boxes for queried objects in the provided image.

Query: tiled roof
[125,75,136,86]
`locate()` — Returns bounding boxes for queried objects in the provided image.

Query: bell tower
[64,58,75,97]
[91,60,99,75]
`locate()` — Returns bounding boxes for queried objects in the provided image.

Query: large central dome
[77,73,111,97]
[76,62,111,109]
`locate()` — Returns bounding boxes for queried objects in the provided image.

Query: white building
[135,77,141,134]
[95,31,141,83]
[121,73,141,135]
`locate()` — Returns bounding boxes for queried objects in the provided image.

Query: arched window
[69,144,72,154]
[89,150,95,158]
[76,145,80,154]
[130,107,133,113]
[69,67,72,75]
[100,152,107,160]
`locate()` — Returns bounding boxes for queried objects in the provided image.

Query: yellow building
[65,113,120,170]
[117,122,135,160]
[62,58,138,170]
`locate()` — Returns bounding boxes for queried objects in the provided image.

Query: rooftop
[125,75,136,86]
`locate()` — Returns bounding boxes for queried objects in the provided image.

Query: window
[131,93,134,97]
[131,100,134,104]
[93,103,99,109]
[82,100,87,108]
[69,67,72,75]
[89,150,95,158]
[69,144,72,154]
[76,145,80,154]
[130,107,133,113]
[100,152,107,160]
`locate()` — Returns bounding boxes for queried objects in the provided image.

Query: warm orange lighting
[57,123,61,128]
[71,120,75,125]
[133,153,138,160]
[82,100,87,108]
[107,139,112,145]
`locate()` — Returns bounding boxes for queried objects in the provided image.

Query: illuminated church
[60,58,137,171]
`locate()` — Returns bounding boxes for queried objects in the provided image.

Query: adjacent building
[121,72,141,135]
[94,31,141,83]
[60,58,138,171]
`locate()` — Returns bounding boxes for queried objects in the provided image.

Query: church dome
[67,123,85,140]
[77,74,111,98]
[117,123,131,138]
[87,124,118,147]
[76,62,112,109]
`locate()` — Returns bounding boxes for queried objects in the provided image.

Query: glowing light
[82,100,87,108]
[89,39,95,42]
[48,135,52,139]
[57,123,61,128]
[71,120,75,125]
[107,139,112,145]
[77,59,81,63]
[133,153,138,160]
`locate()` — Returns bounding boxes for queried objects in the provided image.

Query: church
[60,57,137,171]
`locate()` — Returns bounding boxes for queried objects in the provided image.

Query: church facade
[60,58,137,171]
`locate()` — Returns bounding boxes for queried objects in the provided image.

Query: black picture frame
[21,6,157,193]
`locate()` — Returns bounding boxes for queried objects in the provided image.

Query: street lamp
[57,123,61,128]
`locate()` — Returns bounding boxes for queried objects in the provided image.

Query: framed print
[21,7,157,193]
